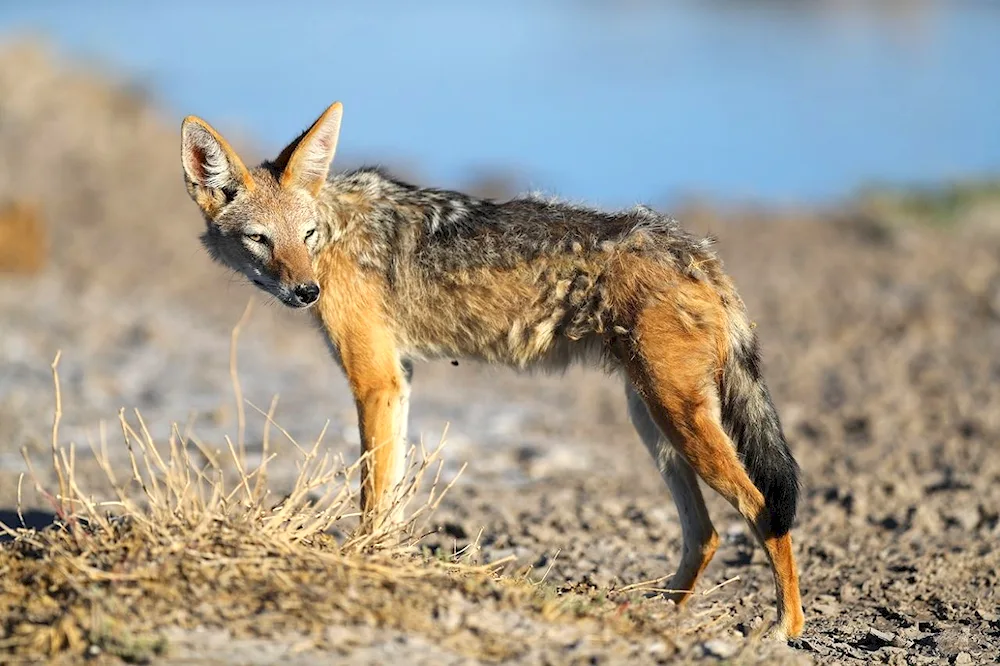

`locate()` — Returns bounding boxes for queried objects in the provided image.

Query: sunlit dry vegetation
[0,326,735,664]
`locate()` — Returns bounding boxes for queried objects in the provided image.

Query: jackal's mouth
[279,294,316,310]
[247,276,316,310]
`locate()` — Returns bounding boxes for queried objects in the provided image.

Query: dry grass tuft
[0,310,714,664]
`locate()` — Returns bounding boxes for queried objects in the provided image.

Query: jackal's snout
[267,240,320,308]
[292,281,320,307]
[249,270,320,309]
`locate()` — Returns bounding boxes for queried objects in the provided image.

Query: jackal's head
[180,103,343,309]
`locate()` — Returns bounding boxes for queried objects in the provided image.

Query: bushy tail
[719,318,800,536]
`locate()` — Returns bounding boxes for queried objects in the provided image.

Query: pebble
[701,639,738,659]
[865,627,897,648]
[812,601,840,616]
[942,506,980,531]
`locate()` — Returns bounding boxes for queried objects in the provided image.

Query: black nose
[294,282,320,305]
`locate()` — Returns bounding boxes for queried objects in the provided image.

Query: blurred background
[3,0,999,208]
[2,4,1000,658]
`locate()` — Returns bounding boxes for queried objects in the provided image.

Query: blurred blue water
[2,0,999,208]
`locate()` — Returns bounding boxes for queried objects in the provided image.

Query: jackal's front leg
[354,359,411,523]
[354,380,407,525]
[313,257,408,530]
[339,331,408,529]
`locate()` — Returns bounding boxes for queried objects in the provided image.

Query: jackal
[180,103,804,638]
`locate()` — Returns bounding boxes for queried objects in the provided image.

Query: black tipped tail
[720,330,800,536]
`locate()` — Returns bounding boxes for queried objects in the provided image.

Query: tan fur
[180,103,805,638]
[762,534,805,638]
[270,231,316,288]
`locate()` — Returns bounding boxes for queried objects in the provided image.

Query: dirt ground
[1,40,999,664]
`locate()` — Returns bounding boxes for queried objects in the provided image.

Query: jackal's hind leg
[626,385,719,603]
[628,370,804,639]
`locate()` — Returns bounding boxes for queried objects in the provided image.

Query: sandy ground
[2,41,1000,664]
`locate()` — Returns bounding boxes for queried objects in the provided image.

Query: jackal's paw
[763,613,805,641]
[762,624,788,641]
[663,590,693,606]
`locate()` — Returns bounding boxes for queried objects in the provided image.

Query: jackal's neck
[308,167,417,270]
[311,168,386,246]
[312,167,488,254]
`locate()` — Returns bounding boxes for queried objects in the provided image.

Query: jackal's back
[318,168,731,367]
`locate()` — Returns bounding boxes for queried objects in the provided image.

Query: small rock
[890,635,913,649]
[840,583,860,603]
[954,652,973,665]
[880,646,909,665]
[941,506,980,531]
[898,626,932,642]
[868,627,896,645]
[908,657,938,665]
[976,608,998,622]
[830,641,867,660]
[865,627,897,647]
[790,638,830,656]
[812,601,840,616]
[701,639,738,659]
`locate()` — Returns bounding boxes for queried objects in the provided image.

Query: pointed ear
[274,102,343,196]
[180,116,255,217]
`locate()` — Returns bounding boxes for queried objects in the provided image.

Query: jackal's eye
[245,233,266,244]
[304,228,316,242]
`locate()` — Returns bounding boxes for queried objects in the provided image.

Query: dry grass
[0,309,718,664]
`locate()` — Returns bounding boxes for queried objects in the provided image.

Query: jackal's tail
[719,315,800,536]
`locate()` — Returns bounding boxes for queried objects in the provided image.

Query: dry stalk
[0,308,702,664]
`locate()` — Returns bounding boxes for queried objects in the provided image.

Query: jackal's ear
[180,116,255,217]
[274,102,343,196]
